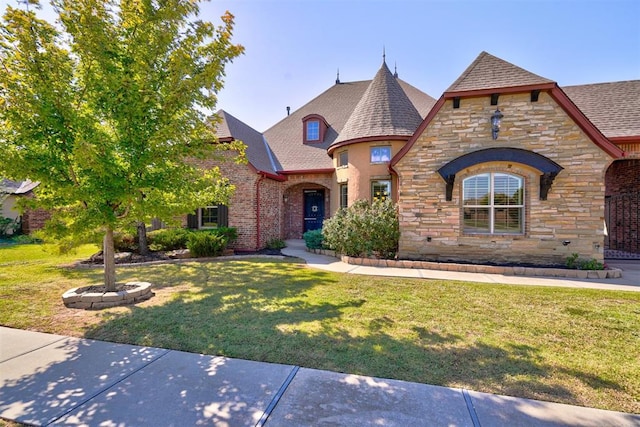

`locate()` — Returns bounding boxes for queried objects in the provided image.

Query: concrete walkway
[281,239,640,292]
[2,245,639,426]
[1,327,639,426]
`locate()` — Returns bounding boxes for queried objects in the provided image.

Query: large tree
[0,0,245,291]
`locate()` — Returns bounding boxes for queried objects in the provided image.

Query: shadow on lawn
[81,259,625,409]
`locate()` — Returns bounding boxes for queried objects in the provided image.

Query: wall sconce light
[491,108,503,140]
[562,240,571,246]
[283,194,288,203]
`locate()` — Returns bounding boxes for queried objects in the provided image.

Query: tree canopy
[0,0,245,290]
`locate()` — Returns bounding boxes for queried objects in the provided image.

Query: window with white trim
[370,146,391,163]
[338,151,348,168]
[371,180,391,201]
[340,184,348,209]
[463,173,524,234]
[306,120,320,141]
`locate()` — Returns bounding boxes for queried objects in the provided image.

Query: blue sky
[3,0,639,132]
[204,0,640,131]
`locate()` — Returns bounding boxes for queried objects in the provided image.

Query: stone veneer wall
[395,91,613,266]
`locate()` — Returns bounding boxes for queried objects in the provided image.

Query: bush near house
[148,228,192,251]
[187,232,228,257]
[303,229,324,249]
[115,227,237,254]
[323,199,399,259]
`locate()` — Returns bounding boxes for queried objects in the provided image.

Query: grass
[1,243,639,414]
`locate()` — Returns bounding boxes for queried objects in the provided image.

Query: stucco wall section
[395,92,613,266]
[330,140,404,211]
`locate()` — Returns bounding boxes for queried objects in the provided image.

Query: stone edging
[62,281,154,309]
[307,249,622,279]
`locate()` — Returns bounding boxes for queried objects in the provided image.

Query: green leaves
[1,0,243,232]
[1,1,243,286]
[323,199,400,259]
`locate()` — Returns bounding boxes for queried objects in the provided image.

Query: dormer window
[306,120,320,141]
[302,114,328,143]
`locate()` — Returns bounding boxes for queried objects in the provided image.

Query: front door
[303,190,325,232]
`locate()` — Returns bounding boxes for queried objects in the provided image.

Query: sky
[2,0,639,132]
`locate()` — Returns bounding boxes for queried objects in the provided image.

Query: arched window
[463,173,524,234]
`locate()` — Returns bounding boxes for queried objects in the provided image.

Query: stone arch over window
[437,148,563,201]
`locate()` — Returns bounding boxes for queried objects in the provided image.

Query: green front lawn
[1,243,639,414]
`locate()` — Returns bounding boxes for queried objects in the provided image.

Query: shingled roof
[0,179,39,195]
[264,70,435,171]
[446,51,555,93]
[332,61,424,146]
[563,80,640,139]
[215,110,280,175]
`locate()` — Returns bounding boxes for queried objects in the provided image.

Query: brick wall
[22,206,50,235]
[190,154,263,251]
[604,159,639,254]
[605,159,640,195]
[282,173,333,239]
[395,91,613,266]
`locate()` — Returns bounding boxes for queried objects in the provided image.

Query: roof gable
[446,51,555,94]
[393,52,625,166]
[215,110,280,175]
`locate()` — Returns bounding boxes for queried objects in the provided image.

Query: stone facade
[395,92,614,266]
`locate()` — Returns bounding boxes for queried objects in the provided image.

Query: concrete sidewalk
[1,327,639,426]
[281,240,640,292]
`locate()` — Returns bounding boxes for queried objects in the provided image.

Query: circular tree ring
[62,281,154,310]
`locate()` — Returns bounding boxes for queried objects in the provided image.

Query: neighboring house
[0,179,48,235]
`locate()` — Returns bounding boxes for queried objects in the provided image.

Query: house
[0,179,47,235]
[196,51,638,264]
[13,51,638,263]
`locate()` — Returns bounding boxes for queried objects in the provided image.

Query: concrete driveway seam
[257,365,300,427]
[0,337,67,364]
[462,389,482,427]
[45,347,172,426]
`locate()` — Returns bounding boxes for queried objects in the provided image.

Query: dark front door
[303,189,325,232]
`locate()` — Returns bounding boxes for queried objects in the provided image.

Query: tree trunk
[137,221,149,255]
[104,227,117,292]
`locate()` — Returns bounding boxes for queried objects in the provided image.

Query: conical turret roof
[331,61,423,146]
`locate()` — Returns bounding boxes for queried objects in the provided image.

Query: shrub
[211,226,237,243]
[322,199,399,259]
[187,232,228,257]
[0,217,20,238]
[11,234,41,244]
[113,231,138,252]
[148,228,192,251]
[565,252,605,270]
[266,238,286,250]
[303,229,324,249]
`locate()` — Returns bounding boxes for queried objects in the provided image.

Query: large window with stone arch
[463,172,524,234]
